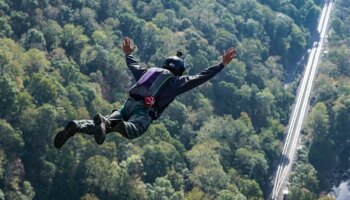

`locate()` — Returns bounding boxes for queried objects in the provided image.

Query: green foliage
[26,73,60,105]
[83,155,128,199]
[61,24,89,57]
[0,0,331,199]
[238,179,263,200]
[41,20,63,51]
[0,76,17,119]
[0,16,13,37]
[24,49,50,74]
[142,142,179,183]
[305,103,330,142]
[285,187,316,200]
[0,39,25,84]
[22,28,47,50]
[187,141,229,195]
[0,119,24,153]
[234,148,268,182]
[146,177,183,200]
[216,190,247,200]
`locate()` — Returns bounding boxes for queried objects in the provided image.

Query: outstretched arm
[174,48,237,95]
[221,48,237,66]
[122,37,147,80]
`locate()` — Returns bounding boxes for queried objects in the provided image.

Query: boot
[93,113,112,145]
[54,121,78,149]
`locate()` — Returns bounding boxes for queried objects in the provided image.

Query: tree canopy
[0,0,334,199]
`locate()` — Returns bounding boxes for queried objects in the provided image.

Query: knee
[125,120,150,139]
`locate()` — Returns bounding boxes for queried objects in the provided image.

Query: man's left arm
[174,48,237,95]
[174,63,225,95]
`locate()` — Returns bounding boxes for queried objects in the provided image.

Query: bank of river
[330,181,350,200]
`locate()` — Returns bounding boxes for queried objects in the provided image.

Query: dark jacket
[126,54,225,119]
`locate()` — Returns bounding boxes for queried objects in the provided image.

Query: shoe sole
[54,121,77,149]
[93,114,106,145]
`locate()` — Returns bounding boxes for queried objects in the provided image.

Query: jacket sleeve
[126,54,148,81]
[173,63,225,95]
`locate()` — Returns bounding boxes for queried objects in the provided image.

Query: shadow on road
[281,154,290,166]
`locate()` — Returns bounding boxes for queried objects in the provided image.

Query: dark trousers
[75,98,152,139]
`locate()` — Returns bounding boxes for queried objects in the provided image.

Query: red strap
[144,96,155,107]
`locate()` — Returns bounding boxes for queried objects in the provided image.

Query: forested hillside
[0,0,322,199]
[287,0,350,199]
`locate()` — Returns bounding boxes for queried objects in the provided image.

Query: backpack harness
[129,67,174,108]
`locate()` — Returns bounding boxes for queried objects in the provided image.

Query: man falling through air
[54,37,237,149]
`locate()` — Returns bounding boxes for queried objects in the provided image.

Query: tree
[190,165,229,195]
[0,16,13,37]
[260,0,282,10]
[288,24,307,59]
[271,13,294,57]
[0,39,25,82]
[160,100,187,137]
[0,119,24,153]
[80,45,109,74]
[26,73,60,105]
[285,187,316,200]
[142,142,179,183]
[80,193,99,200]
[187,141,229,194]
[24,104,58,153]
[73,7,98,34]
[61,24,89,58]
[0,76,17,119]
[238,179,263,200]
[234,148,268,183]
[53,59,87,86]
[213,29,239,52]
[15,92,36,133]
[328,45,350,76]
[125,154,143,177]
[186,187,209,200]
[290,162,319,193]
[260,128,280,163]
[23,28,47,50]
[254,88,276,127]
[92,30,114,50]
[4,181,35,200]
[24,48,50,74]
[146,177,183,200]
[299,1,320,31]
[138,22,161,61]
[83,155,128,199]
[118,13,145,43]
[98,0,122,20]
[41,20,63,51]
[216,190,247,200]
[9,11,30,38]
[305,103,330,142]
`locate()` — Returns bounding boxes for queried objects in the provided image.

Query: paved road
[270,1,334,199]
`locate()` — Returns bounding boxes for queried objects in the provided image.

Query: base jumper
[54,37,237,149]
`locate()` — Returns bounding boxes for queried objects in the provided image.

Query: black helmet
[162,51,185,76]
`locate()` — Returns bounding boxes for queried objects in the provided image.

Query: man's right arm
[126,54,147,81]
[123,37,147,80]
